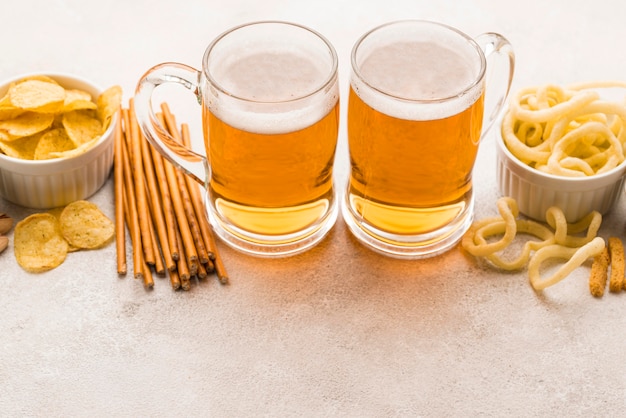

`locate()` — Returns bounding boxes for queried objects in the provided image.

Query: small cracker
[589,246,610,298]
[608,237,624,293]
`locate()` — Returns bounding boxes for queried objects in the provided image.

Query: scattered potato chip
[0,112,54,141]
[0,75,122,160]
[97,85,122,130]
[14,213,69,273]
[8,79,65,113]
[34,128,75,160]
[62,110,102,146]
[59,200,114,249]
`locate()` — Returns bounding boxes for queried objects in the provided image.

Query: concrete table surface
[2,0,626,416]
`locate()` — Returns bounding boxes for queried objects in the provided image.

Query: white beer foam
[207,48,339,135]
[352,28,484,121]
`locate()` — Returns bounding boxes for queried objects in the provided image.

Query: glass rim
[350,19,487,104]
[202,20,339,104]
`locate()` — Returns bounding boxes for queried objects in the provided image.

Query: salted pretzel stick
[149,121,180,262]
[175,226,191,291]
[589,245,610,297]
[139,127,176,271]
[181,123,228,284]
[146,209,165,275]
[168,266,181,291]
[113,111,126,276]
[120,114,143,280]
[123,190,144,281]
[159,104,209,264]
[141,254,155,288]
[128,101,155,266]
[155,112,198,266]
[196,259,209,279]
[608,237,624,293]
[180,123,216,260]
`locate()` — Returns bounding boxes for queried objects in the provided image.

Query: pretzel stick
[147,210,165,275]
[156,112,198,266]
[128,100,155,266]
[141,255,155,288]
[122,189,143,280]
[121,111,143,280]
[159,104,209,264]
[168,266,181,291]
[113,111,127,276]
[149,124,180,262]
[139,127,176,271]
[196,260,208,279]
[175,226,191,291]
[181,123,228,284]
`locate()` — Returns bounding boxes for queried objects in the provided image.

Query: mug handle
[134,62,208,185]
[475,33,515,139]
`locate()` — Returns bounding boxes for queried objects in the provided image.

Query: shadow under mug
[342,20,515,259]
[134,21,340,257]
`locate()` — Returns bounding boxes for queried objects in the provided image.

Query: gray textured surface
[2,0,626,416]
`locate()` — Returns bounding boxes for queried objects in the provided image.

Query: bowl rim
[0,71,117,169]
[496,129,626,188]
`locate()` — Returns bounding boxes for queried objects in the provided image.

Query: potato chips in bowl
[0,73,122,208]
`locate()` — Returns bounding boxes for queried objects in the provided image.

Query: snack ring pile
[501,82,626,177]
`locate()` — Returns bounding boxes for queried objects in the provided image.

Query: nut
[0,236,7,254]
[0,213,13,235]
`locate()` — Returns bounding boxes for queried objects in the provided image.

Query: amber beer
[342,20,503,258]
[202,38,340,254]
[134,22,341,257]
[347,86,483,234]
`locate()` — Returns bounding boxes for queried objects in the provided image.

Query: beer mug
[343,20,515,258]
[134,21,340,257]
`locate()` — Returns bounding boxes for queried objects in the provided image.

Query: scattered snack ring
[462,197,606,293]
[528,237,605,291]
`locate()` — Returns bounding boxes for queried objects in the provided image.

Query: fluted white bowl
[0,73,115,209]
[496,132,626,223]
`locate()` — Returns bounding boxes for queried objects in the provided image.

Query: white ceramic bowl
[0,73,115,209]
[496,131,626,223]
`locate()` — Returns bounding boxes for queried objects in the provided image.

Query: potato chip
[63,89,97,112]
[0,95,23,121]
[0,112,54,141]
[46,207,80,252]
[15,75,60,85]
[96,85,122,130]
[61,109,102,146]
[59,200,114,249]
[0,76,121,160]
[14,213,69,273]
[8,79,65,113]
[47,136,99,159]
[34,128,75,160]
[0,132,43,159]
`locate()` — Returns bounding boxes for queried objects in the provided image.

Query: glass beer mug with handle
[134,21,341,257]
[343,20,515,259]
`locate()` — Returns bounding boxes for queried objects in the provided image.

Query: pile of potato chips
[14,200,114,272]
[0,75,121,160]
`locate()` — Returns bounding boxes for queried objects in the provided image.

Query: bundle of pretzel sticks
[114,101,228,290]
